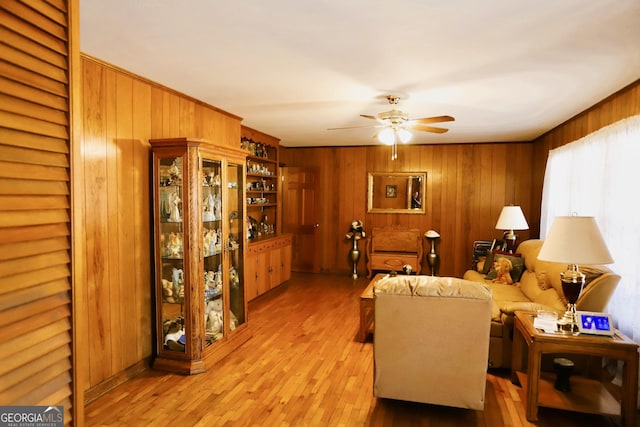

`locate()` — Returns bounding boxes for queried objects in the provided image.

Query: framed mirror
[367,172,426,214]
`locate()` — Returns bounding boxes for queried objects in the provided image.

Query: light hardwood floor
[85,273,626,426]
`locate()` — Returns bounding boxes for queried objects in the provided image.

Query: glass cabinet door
[227,162,245,331]
[157,156,186,352]
[202,158,223,347]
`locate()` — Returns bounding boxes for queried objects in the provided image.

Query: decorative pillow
[493,250,519,257]
[483,250,521,274]
[480,244,507,274]
[485,253,525,283]
[535,270,550,290]
[480,250,494,274]
[475,256,487,272]
[519,272,543,301]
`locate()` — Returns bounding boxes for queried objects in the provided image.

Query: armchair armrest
[498,301,563,316]
[576,272,621,312]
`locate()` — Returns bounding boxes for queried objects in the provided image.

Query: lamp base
[557,303,579,335]
[503,230,517,253]
[558,265,586,335]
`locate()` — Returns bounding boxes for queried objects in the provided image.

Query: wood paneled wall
[280,143,534,277]
[77,55,242,400]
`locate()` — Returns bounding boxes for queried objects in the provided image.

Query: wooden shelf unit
[241,126,281,239]
[241,126,292,299]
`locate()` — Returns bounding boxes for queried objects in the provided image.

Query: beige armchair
[373,275,492,410]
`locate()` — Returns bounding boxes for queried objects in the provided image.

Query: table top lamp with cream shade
[495,206,529,253]
[537,216,614,335]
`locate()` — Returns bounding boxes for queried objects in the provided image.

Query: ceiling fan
[328,95,455,159]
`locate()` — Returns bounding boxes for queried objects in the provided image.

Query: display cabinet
[150,137,251,375]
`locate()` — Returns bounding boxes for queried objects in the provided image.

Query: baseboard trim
[84,358,150,405]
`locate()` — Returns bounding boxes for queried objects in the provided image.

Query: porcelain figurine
[169,191,181,222]
[167,232,182,257]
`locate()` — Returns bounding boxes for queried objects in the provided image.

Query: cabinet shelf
[246,190,277,195]
[247,172,276,178]
[247,154,277,164]
[248,203,277,208]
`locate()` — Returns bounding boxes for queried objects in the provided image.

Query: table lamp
[424,230,440,276]
[537,216,614,334]
[495,206,529,252]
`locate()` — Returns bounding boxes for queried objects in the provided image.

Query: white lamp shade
[397,128,412,143]
[424,229,440,239]
[537,216,614,265]
[378,128,395,145]
[495,206,529,230]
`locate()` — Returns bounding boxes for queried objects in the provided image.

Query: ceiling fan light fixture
[397,128,412,143]
[378,128,395,145]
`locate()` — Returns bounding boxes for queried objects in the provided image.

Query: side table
[511,310,639,426]
[358,273,386,342]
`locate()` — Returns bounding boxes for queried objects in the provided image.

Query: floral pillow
[485,253,525,284]
[482,249,520,274]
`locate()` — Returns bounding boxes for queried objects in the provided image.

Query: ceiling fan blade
[360,114,379,120]
[409,124,449,134]
[410,115,455,125]
[328,124,385,131]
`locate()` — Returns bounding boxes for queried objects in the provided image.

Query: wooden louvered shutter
[0,0,78,424]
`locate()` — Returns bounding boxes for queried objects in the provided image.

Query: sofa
[373,275,492,410]
[463,239,621,369]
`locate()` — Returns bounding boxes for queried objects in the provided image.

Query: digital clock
[576,311,614,336]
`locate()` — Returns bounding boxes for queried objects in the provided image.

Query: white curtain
[540,114,640,340]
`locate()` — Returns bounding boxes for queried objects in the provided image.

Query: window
[541,115,640,341]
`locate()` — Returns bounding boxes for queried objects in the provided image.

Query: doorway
[281,167,320,272]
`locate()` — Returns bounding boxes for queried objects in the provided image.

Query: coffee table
[512,310,639,426]
[358,273,387,342]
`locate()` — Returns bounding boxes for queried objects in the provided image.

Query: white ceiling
[79,0,640,148]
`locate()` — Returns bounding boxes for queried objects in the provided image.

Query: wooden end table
[511,310,639,426]
[358,273,386,342]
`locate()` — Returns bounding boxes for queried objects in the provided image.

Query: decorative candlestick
[349,237,361,279]
[424,230,440,276]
